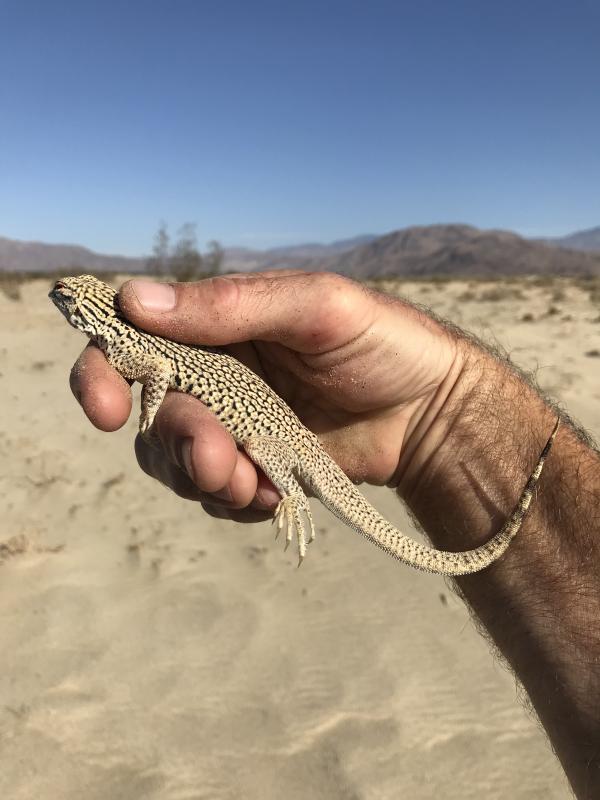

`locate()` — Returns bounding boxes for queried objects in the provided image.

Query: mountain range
[320,225,600,279]
[0,236,145,274]
[543,225,600,253]
[1,225,600,278]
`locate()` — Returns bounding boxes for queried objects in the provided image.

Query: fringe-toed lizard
[49,274,559,575]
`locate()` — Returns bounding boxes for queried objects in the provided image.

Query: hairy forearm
[399,342,600,799]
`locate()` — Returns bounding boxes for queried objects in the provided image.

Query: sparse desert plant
[146,221,224,281]
[0,272,25,301]
[170,223,204,282]
[0,280,21,301]
[530,275,557,289]
[204,240,224,275]
[589,281,600,307]
[478,286,524,302]
[147,221,170,276]
[366,278,405,298]
[573,275,600,306]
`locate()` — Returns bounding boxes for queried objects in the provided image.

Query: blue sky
[1,0,599,255]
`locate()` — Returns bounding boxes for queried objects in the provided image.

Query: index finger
[70,342,133,431]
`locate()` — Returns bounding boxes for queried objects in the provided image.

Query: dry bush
[529,275,558,289]
[0,272,25,301]
[572,275,600,306]
[0,281,21,301]
[478,286,525,302]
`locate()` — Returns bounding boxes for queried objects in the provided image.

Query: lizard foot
[272,493,315,565]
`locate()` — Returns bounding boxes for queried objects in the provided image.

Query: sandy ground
[1,276,599,799]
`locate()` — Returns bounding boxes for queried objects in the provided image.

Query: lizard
[49,274,559,575]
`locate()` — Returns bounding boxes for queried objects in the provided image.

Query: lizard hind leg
[243,437,315,565]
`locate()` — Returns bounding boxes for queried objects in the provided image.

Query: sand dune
[1,276,598,799]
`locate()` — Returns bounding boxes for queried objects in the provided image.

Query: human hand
[69,271,466,521]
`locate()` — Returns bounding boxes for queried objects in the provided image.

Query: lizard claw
[272,494,315,563]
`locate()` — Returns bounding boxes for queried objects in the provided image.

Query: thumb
[118,271,374,353]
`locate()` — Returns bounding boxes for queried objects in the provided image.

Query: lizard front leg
[108,351,173,435]
[243,437,315,564]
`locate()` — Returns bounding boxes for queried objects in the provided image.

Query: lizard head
[49,274,120,339]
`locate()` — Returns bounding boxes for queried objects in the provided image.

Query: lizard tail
[309,418,559,576]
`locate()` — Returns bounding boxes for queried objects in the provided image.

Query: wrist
[396,339,557,550]
[395,336,478,496]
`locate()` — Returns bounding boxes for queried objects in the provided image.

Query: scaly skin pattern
[49,274,559,574]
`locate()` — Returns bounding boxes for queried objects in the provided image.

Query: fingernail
[180,438,194,481]
[130,281,176,312]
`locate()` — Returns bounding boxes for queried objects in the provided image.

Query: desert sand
[1,275,599,799]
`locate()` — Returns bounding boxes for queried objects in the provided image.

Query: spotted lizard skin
[49,274,559,574]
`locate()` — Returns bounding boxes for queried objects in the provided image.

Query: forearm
[399,343,600,799]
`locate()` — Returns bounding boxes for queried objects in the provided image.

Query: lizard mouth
[48,281,73,303]
[48,287,63,305]
[48,281,76,321]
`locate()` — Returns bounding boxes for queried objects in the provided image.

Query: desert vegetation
[147,222,223,281]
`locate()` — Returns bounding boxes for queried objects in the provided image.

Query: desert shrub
[572,275,600,305]
[530,275,557,289]
[479,286,524,302]
[0,272,25,301]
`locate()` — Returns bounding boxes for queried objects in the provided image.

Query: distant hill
[0,236,145,274]
[2,226,599,278]
[543,225,600,253]
[266,235,377,260]
[222,235,377,271]
[0,233,375,275]
[319,224,600,278]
